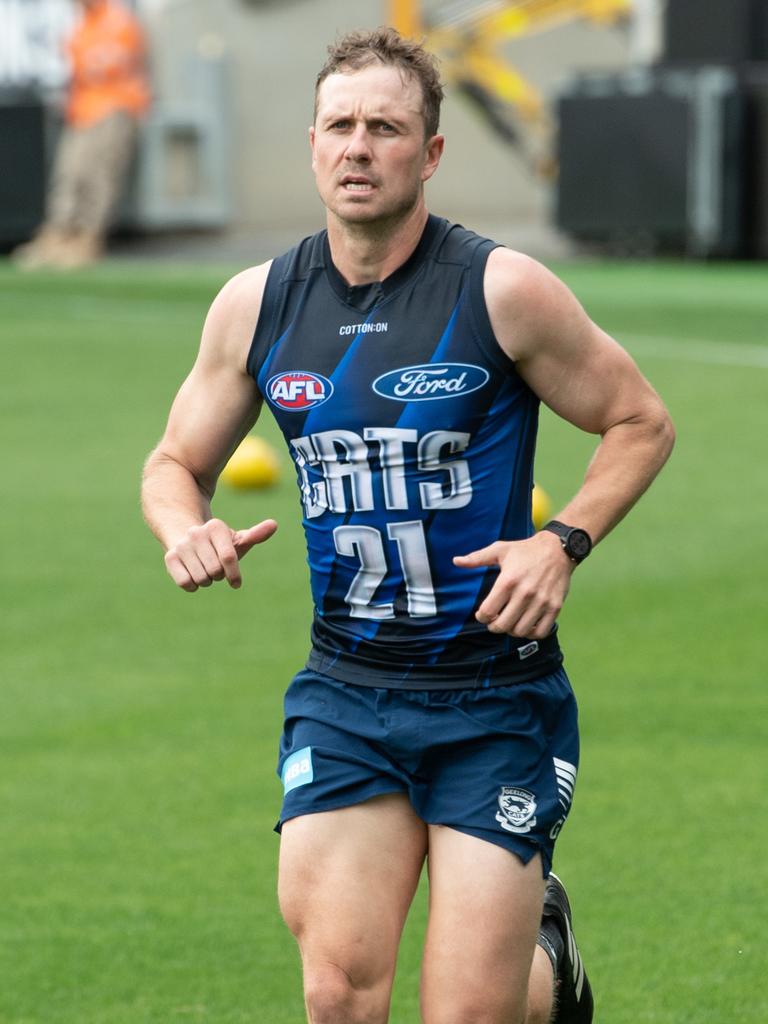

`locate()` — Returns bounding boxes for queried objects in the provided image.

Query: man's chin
[329,195,418,228]
[337,206,385,224]
[332,194,382,217]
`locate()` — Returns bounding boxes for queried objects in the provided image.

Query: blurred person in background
[12,0,150,270]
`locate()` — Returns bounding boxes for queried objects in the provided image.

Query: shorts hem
[433,822,552,878]
[274,784,407,834]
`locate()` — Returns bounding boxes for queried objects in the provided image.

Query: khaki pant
[47,110,139,235]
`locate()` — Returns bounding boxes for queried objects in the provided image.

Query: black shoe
[541,873,593,1023]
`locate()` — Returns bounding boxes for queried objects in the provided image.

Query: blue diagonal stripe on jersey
[293,278,535,659]
[422,381,534,651]
[298,305,386,640]
[301,306,380,435]
[429,296,462,362]
[361,291,537,653]
[258,324,295,394]
[347,296,465,641]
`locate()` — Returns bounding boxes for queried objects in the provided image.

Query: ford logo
[372,363,489,402]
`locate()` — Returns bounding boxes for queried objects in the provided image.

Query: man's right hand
[163,518,278,592]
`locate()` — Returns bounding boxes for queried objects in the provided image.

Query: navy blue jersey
[247,215,562,688]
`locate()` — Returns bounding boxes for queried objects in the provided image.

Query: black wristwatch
[542,520,593,564]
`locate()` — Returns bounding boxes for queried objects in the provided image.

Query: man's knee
[303,961,389,1024]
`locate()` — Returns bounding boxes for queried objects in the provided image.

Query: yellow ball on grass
[220,435,281,489]
[532,483,552,531]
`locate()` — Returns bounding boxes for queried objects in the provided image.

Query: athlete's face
[311,65,444,227]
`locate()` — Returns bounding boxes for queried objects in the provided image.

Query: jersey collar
[323,214,443,312]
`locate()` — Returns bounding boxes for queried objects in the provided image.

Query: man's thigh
[279,794,427,993]
[411,668,580,878]
[421,826,546,1024]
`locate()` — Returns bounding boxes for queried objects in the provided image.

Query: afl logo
[267,371,333,411]
[372,363,489,402]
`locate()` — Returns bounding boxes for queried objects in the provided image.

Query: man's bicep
[160,361,262,487]
[153,264,270,487]
[518,323,656,436]
[485,251,660,435]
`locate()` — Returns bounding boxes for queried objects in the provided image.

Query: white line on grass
[624,335,768,369]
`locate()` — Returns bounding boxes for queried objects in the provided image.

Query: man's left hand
[453,531,575,639]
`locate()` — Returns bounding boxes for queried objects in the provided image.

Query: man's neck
[326,204,430,286]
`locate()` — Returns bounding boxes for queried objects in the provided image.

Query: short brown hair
[315,27,444,138]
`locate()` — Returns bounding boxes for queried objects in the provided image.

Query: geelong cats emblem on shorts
[495,787,538,834]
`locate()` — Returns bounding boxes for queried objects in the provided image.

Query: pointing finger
[453,543,502,569]
[233,519,279,558]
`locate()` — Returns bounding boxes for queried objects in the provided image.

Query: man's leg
[57,111,139,267]
[279,793,428,1024]
[538,874,594,1023]
[11,127,81,269]
[420,826,553,1024]
[45,125,84,235]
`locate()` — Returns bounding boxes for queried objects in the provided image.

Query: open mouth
[341,176,376,193]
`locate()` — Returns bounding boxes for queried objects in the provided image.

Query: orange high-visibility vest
[66,0,150,128]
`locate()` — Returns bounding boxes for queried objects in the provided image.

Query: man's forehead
[316,65,423,117]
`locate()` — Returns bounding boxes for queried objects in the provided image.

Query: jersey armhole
[245,256,284,384]
[468,241,517,375]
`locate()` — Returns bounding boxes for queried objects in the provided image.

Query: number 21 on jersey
[333,521,437,619]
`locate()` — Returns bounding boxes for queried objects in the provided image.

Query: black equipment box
[555,68,745,257]
[0,94,47,246]
[664,0,768,65]
[740,66,768,258]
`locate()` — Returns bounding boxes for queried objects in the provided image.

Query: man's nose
[344,124,372,161]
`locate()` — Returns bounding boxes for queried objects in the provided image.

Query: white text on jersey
[339,322,389,336]
[290,427,473,518]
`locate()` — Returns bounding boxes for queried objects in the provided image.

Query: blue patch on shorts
[275,667,580,876]
[282,746,314,792]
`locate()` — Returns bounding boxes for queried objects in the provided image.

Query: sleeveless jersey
[247,215,563,688]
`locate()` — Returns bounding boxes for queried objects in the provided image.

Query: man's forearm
[141,450,214,551]
[555,410,675,545]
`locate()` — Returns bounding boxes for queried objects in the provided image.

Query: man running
[142,27,674,1023]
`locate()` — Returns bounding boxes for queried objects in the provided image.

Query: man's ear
[421,134,445,183]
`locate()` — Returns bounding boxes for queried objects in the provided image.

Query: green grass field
[1,257,766,1023]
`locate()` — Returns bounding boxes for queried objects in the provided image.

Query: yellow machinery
[388,0,632,174]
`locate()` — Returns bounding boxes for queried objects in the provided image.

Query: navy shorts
[276,667,580,876]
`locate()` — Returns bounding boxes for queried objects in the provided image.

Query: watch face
[567,530,591,559]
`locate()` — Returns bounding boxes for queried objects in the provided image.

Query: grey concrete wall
[144,0,631,235]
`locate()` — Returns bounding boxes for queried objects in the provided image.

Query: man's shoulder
[483,248,581,363]
[199,262,274,370]
[212,262,273,321]
[485,245,549,286]
[484,247,565,320]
